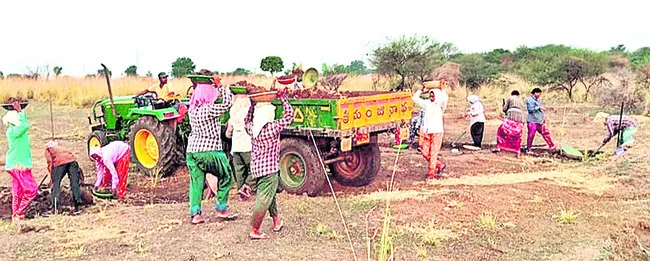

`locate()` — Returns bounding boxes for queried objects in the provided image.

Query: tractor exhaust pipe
[100,63,119,118]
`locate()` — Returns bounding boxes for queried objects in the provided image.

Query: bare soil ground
[1,100,649,260]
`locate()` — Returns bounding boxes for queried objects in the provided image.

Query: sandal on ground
[215,212,239,221]
[248,232,271,240]
[272,221,284,232]
[191,215,205,225]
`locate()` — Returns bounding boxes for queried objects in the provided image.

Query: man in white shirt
[467,95,486,147]
[413,85,446,179]
[226,95,255,200]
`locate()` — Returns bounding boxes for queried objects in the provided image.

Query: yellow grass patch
[546,172,616,195]
[362,189,451,201]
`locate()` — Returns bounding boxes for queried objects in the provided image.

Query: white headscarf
[594,112,610,124]
[467,95,480,104]
[252,102,276,138]
[46,139,59,148]
[2,111,20,126]
[229,95,251,128]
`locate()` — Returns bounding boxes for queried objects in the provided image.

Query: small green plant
[134,241,150,256]
[420,218,458,246]
[553,208,579,224]
[327,230,342,240]
[308,223,331,235]
[97,203,110,222]
[66,245,85,258]
[150,166,163,188]
[416,248,428,259]
[378,205,393,261]
[477,213,498,230]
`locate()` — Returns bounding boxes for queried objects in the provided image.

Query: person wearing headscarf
[45,139,84,214]
[90,141,130,199]
[594,112,637,147]
[244,90,294,240]
[413,84,445,179]
[226,94,256,200]
[185,81,236,225]
[3,100,37,227]
[495,90,525,154]
[467,95,485,147]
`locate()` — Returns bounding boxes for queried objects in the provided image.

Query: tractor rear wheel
[279,138,325,197]
[87,130,108,159]
[331,143,381,187]
[129,116,180,177]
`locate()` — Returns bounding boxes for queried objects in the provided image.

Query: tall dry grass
[0,73,572,110]
[0,75,385,107]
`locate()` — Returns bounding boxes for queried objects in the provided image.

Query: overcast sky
[0,0,647,77]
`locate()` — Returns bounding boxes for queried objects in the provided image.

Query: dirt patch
[122,168,191,206]
[0,185,94,219]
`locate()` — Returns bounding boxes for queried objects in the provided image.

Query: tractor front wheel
[87,130,108,159]
[129,117,180,177]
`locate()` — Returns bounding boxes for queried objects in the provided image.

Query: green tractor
[87,74,240,177]
[86,93,188,176]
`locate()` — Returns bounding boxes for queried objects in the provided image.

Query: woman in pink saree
[496,90,525,154]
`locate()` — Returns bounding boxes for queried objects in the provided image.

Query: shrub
[595,82,646,114]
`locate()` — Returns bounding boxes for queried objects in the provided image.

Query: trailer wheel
[331,143,381,187]
[87,130,109,159]
[279,138,325,197]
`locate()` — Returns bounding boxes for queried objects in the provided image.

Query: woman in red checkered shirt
[244,89,294,240]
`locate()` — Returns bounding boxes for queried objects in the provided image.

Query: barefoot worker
[45,139,85,214]
[185,80,237,225]
[413,84,445,179]
[496,90,525,154]
[90,141,130,199]
[467,95,485,148]
[3,100,37,227]
[226,95,256,200]
[526,88,556,152]
[594,112,637,147]
[244,89,294,240]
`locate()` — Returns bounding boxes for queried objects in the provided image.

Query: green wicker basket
[187,75,213,83]
[230,86,247,94]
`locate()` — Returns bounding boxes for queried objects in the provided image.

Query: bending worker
[594,112,637,147]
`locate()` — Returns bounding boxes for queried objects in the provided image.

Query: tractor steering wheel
[186,85,194,97]
[134,91,158,101]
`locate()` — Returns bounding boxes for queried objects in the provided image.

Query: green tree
[0,71,3,80]
[260,56,284,75]
[53,66,62,77]
[451,54,500,89]
[232,68,251,75]
[609,44,627,54]
[171,57,196,77]
[145,71,153,77]
[346,60,368,75]
[322,63,347,75]
[370,35,455,90]
[125,65,138,77]
[512,45,610,101]
[97,68,112,78]
[630,47,650,69]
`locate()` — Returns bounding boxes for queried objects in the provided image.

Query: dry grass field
[1,76,650,260]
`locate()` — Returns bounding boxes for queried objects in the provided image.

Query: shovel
[451,131,467,148]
